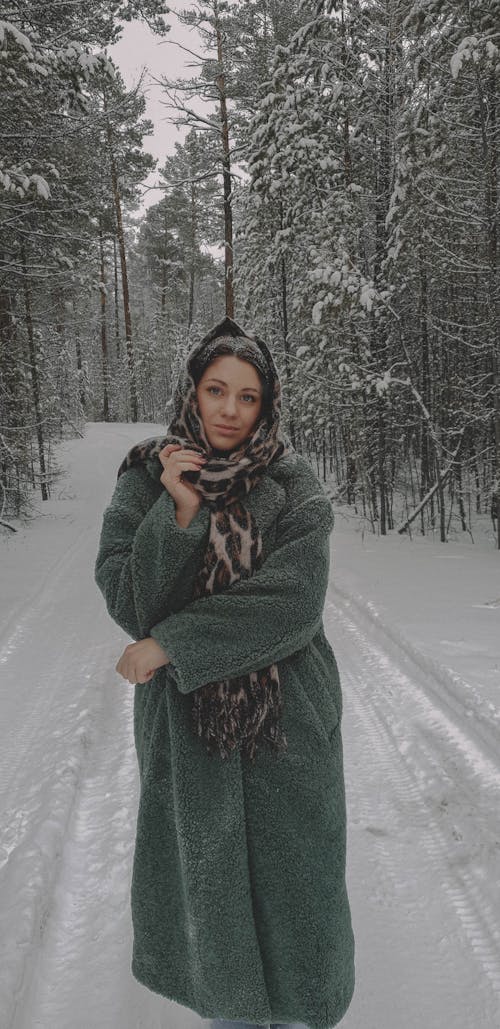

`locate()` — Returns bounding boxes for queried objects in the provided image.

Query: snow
[358,282,374,311]
[450,36,488,79]
[312,300,324,324]
[1,422,499,1028]
[0,22,34,55]
[30,174,50,200]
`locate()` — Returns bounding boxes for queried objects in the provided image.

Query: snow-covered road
[330,590,500,1027]
[1,425,499,1029]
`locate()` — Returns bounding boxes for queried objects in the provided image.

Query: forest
[1,0,499,547]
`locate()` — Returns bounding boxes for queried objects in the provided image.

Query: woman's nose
[221,395,238,415]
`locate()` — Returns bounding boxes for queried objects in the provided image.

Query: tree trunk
[103,89,137,421]
[73,299,86,411]
[99,219,110,421]
[161,205,168,322]
[215,2,234,317]
[188,172,196,328]
[418,240,432,538]
[279,198,296,446]
[113,233,121,360]
[21,246,48,501]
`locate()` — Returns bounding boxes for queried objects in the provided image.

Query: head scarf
[117,315,294,762]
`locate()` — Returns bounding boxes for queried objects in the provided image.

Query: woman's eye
[207,386,256,403]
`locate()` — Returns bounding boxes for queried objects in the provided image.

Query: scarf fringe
[191,665,288,763]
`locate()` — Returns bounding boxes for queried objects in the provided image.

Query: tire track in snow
[0,526,95,796]
[0,523,115,1028]
[327,590,500,1026]
[333,577,500,761]
[12,661,186,1029]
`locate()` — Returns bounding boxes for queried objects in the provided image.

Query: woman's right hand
[158,444,206,512]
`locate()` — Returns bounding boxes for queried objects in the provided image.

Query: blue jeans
[209,1021,309,1029]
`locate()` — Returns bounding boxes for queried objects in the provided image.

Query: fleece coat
[94,446,355,1029]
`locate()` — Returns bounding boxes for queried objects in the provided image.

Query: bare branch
[156,38,207,63]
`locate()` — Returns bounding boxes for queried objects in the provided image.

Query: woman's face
[196,355,264,451]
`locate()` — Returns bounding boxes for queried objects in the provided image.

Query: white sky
[109,2,213,214]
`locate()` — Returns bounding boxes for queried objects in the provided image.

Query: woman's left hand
[115,638,170,685]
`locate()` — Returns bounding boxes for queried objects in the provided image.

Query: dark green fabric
[94,450,355,1029]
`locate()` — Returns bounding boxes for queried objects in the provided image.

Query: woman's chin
[207,434,240,453]
[206,429,253,454]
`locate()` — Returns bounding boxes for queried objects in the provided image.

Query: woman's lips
[213,425,238,434]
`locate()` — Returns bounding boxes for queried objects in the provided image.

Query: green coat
[94,448,355,1029]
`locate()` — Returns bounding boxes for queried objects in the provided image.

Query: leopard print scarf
[117,316,294,763]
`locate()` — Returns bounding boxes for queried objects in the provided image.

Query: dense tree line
[0,0,168,516]
[1,0,498,548]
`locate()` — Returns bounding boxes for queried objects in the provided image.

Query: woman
[94,315,355,1029]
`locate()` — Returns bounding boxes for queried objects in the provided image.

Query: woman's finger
[115,650,156,685]
[158,444,180,468]
[116,652,133,682]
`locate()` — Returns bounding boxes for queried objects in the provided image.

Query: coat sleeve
[149,459,335,694]
[94,466,210,640]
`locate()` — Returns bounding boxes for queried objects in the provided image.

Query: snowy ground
[1,422,499,1029]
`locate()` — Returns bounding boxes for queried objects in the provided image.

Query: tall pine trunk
[104,89,138,421]
[214,1,234,317]
[72,299,86,412]
[99,219,110,421]
[21,246,48,501]
[188,172,196,328]
[113,234,121,360]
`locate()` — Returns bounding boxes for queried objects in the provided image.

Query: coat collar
[244,470,287,533]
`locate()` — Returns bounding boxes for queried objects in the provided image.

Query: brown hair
[190,337,272,419]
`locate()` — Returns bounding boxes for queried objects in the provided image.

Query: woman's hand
[115,637,170,685]
[158,443,205,512]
